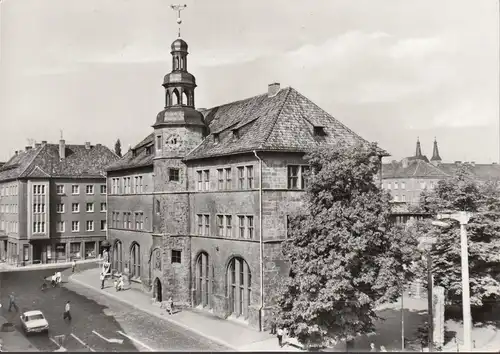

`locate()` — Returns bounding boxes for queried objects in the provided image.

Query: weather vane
[170,4,187,38]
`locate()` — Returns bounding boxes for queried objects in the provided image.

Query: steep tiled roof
[382,159,450,179]
[106,133,155,172]
[22,143,118,178]
[185,87,385,160]
[437,163,500,181]
[0,143,118,182]
[0,147,43,182]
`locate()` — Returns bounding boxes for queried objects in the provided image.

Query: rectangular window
[70,243,81,259]
[203,170,210,190]
[57,221,65,232]
[287,166,299,189]
[72,221,79,232]
[72,203,80,213]
[171,250,182,264]
[123,212,127,228]
[23,245,29,262]
[401,182,406,189]
[56,185,64,194]
[387,182,392,190]
[238,216,245,238]
[86,185,94,194]
[225,215,232,237]
[301,166,310,189]
[217,215,224,236]
[86,203,94,212]
[197,214,203,235]
[217,169,224,190]
[225,168,232,190]
[238,167,245,189]
[56,203,65,213]
[135,212,144,230]
[100,184,107,194]
[246,166,254,189]
[86,220,94,231]
[394,182,399,190]
[402,195,406,202]
[72,185,79,195]
[247,216,254,239]
[204,215,210,235]
[197,171,203,191]
[421,181,426,189]
[101,220,107,231]
[100,203,106,212]
[169,168,180,182]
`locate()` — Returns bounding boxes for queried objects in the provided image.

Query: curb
[68,274,240,352]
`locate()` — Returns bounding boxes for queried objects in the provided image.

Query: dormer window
[313,126,326,136]
[214,133,220,144]
[132,149,137,157]
[232,129,239,139]
[145,146,153,155]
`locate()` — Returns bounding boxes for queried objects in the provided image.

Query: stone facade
[105,36,381,330]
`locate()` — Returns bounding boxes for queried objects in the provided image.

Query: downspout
[253,150,264,332]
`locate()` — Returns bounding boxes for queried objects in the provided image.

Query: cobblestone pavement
[0,268,229,352]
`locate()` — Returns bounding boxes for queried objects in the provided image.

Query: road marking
[70,333,95,352]
[117,330,154,351]
[92,330,124,344]
[50,337,67,352]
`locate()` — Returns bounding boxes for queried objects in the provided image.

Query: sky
[0,0,498,163]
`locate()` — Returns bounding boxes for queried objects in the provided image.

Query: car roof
[23,310,43,317]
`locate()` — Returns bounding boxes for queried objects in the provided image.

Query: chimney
[455,160,462,165]
[14,150,18,155]
[268,82,280,97]
[35,142,41,148]
[25,146,32,151]
[85,141,91,150]
[41,140,47,146]
[59,139,66,159]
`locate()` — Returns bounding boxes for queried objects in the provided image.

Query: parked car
[20,310,49,335]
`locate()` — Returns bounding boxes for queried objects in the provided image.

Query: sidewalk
[0,258,98,272]
[0,316,39,352]
[69,268,301,352]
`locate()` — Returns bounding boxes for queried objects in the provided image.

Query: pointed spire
[431,137,442,161]
[415,137,422,157]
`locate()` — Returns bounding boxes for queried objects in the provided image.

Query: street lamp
[432,211,473,352]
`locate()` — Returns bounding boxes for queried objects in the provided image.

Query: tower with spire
[430,137,442,166]
[150,5,205,305]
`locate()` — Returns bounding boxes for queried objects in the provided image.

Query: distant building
[382,138,500,223]
[0,140,118,265]
[105,35,386,330]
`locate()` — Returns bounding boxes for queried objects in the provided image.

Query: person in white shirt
[277,327,285,348]
[56,272,62,285]
[51,273,57,287]
[63,301,71,321]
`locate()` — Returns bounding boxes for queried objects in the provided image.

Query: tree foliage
[114,139,122,157]
[414,165,500,317]
[276,143,419,349]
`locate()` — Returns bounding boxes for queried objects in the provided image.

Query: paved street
[0,268,229,352]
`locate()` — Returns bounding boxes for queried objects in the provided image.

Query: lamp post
[432,211,473,352]
[401,264,407,351]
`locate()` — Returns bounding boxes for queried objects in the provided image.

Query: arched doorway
[112,240,123,272]
[227,257,251,319]
[154,277,162,303]
[195,252,210,308]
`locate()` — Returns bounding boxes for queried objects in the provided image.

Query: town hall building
[105,34,383,330]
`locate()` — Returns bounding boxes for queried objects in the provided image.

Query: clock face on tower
[165,133,181,150]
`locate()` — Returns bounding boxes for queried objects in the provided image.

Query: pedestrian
[41,277,48,291]
[165,297,173,315]
[8,292,18,312]
[270,319,277,335]
[277,327,284,348]
[100,272,105,289]
[63,301,71,322]
[56,271,62,286]
[370,343,377,352]
[380,345,387,352]
[51,273,57,287]
[72,259,76,273]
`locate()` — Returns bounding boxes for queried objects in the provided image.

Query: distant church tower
[430,137,442,166]
[151,5,205,304]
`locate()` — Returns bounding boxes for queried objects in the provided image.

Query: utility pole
[435,212,473,352]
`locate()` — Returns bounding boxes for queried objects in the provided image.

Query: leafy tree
[114,139,122,157]
[276,143,419,349]
[414,165,500,319]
